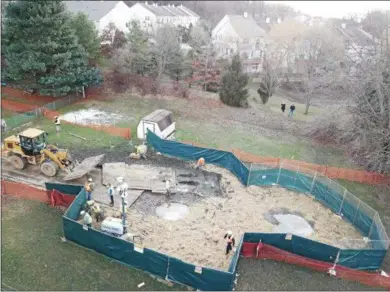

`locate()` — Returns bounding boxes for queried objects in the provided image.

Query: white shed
[137,109,176,140]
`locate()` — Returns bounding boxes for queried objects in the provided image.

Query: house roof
[227,15,266,38]
[64,1,119,21]
[138,3,199,18]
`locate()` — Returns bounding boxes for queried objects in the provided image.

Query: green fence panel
[167,257,233,291]
[311,181,342,214]
[147,130,249,185]
[64,189,86,220]
[354,210,373,237]
[248,169,279,186]
[291,235,339,263]
[243,233,293,253]
[277,169,296,190]
[339,249,387,270]
[291,172,313,193]
[45,182,82,195]
[63,217,169,278]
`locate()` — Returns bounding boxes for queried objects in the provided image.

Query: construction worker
[85,178,93,201]
[91,203,104,222]
[224,231,236,256]
[1,118,6,132]
[54,116,61,133]
[107,183,115,206]
[195,157,205,169]
[80,210,92,228]
[136,143,147,160]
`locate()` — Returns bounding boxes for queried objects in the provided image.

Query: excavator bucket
[63,154,105,181]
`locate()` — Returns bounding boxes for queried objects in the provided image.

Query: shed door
[143,122,156,138]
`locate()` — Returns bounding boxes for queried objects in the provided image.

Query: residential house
[328,19,376,63]
[126,2,200,33]
[212,13,266,74]
[65,1,132,34]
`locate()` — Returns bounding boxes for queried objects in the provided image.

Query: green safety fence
[45,182,82,195]
[62,187,239,291]
[146,130,389,271]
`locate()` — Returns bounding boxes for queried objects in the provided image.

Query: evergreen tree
[69,12,100,61]
[3,0,102,96]
[219,54,249,107]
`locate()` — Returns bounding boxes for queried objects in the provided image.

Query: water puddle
[272,214,314,237]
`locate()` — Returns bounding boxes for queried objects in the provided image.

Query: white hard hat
[88,178,93,182]
[80,210,85,215]
[117,177,124,182]
[227,230,232,235]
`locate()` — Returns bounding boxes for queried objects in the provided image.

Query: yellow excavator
[2,128,74,177]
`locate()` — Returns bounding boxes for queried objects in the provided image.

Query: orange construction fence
[2,99,38,112]
[43,108,131,140]
[1,180,49,202]
[1,180,75,208]
[183,140,389,185]
[242,242,390,289]
[2,86,56,104]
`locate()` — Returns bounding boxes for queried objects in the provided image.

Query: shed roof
[143,109,172,123]
[64,1,119,21]
[227,15,266,38]
[19,128,45,138]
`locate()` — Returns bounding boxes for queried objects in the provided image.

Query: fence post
[165,257,170,281]
[338,189,347,215]
[246,163,252,187]
[293,164,300,187]
[353,200,361,224]
[276,159,282,184]
[310,171,318,193]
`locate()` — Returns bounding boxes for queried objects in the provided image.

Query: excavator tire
[40,161,59,177]
[9,155,27,170]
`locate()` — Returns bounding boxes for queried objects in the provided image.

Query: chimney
[243,12,248,18]
[341,22,346,29]
[265,17,270,24]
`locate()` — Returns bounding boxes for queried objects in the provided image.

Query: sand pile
[121,165,368,271]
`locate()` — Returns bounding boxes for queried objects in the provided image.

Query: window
[251,51,254,58]
[145,16,150,21]
[252,64,258,70]
[226,48,228,54]
[243,37,249,44]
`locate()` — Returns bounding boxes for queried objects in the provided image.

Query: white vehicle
[101,217,124,236]
[137,109,175,140]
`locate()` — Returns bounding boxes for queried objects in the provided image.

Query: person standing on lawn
[288,104,296,117]
[1,119,6,132]
[54,116,61,133]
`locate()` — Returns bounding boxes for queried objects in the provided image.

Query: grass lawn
[1,196,184,291]
[3,117,129,151]
[236,258,381,291]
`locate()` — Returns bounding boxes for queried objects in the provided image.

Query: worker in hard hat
[195,157,205,169]
[224,230,236,256]
[91,203,104,222]
[107,183,115,206]
[136,143,147,160]
[80,210,92,228]
[54,116,61,133]
[84,178,94,201]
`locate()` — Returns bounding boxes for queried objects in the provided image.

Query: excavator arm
[40,148,68,170]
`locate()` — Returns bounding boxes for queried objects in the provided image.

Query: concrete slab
[102,162,174,194]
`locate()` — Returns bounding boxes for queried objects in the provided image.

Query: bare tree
[294,25,346,114]
[153,25,182,85]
